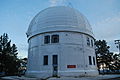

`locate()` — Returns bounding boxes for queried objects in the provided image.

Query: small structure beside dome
[26,6,98,78]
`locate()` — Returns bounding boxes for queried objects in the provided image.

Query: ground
[0,75,120,80]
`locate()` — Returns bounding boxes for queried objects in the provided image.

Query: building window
[91,39,93,47]
[44,35,50,44]
[93,57,95,65]
[43,55,48,65]
[51,35,59,43]
[87,37,90,46]
[53,55,58,65]
[89,56,92,65]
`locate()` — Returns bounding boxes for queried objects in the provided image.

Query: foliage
[111,54,120,71]
[0,33,21,75]
[95,40,120,74]
[18,58,27,75]
[95,40,110,70]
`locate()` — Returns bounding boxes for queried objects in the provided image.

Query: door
[52,55,58,77]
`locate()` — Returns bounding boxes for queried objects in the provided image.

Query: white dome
[27,6,94,38]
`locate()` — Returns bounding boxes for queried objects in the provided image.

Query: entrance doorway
[52,55,58,77]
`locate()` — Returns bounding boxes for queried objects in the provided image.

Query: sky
[0,0,120,58]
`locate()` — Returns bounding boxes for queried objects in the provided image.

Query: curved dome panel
[27,6,94,38]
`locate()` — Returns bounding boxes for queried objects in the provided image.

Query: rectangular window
[51,35,59,43]
[43,55,48,65]
[53,55,58,65]
[44,35,50,44]
[91,40,93,47]
[87,37,90,46]
[89,56,92,65]
[93,57,95,65]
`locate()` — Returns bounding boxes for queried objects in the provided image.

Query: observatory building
[26,6,98,78]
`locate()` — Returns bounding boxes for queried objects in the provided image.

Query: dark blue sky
[0,0,120,58]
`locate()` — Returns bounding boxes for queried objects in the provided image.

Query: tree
[0,33,21,75]
[95,40,120,74]
[111,54,120,72]
[95,40,113,73]
[18,58,27,75]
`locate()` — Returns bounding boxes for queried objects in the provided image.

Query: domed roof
[27,6,94,38]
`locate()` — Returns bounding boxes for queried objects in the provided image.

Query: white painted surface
[26,6,94,39]
[26,6,98,78]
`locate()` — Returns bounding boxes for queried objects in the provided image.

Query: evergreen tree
[0,33,21,75]
[95,40,113,73]
[112,54,120,72]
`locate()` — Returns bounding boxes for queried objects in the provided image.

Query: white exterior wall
[26,32,98,78]
[26,6,99,79]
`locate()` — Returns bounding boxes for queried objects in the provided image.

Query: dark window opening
[93,57,95,65]
[91,40,93,47]
[44,35,50,44]
[53,55,58,65]
[43,55,48,65]
[51,35,59,43]
[87,37,90,46]
[89,56,92,65]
